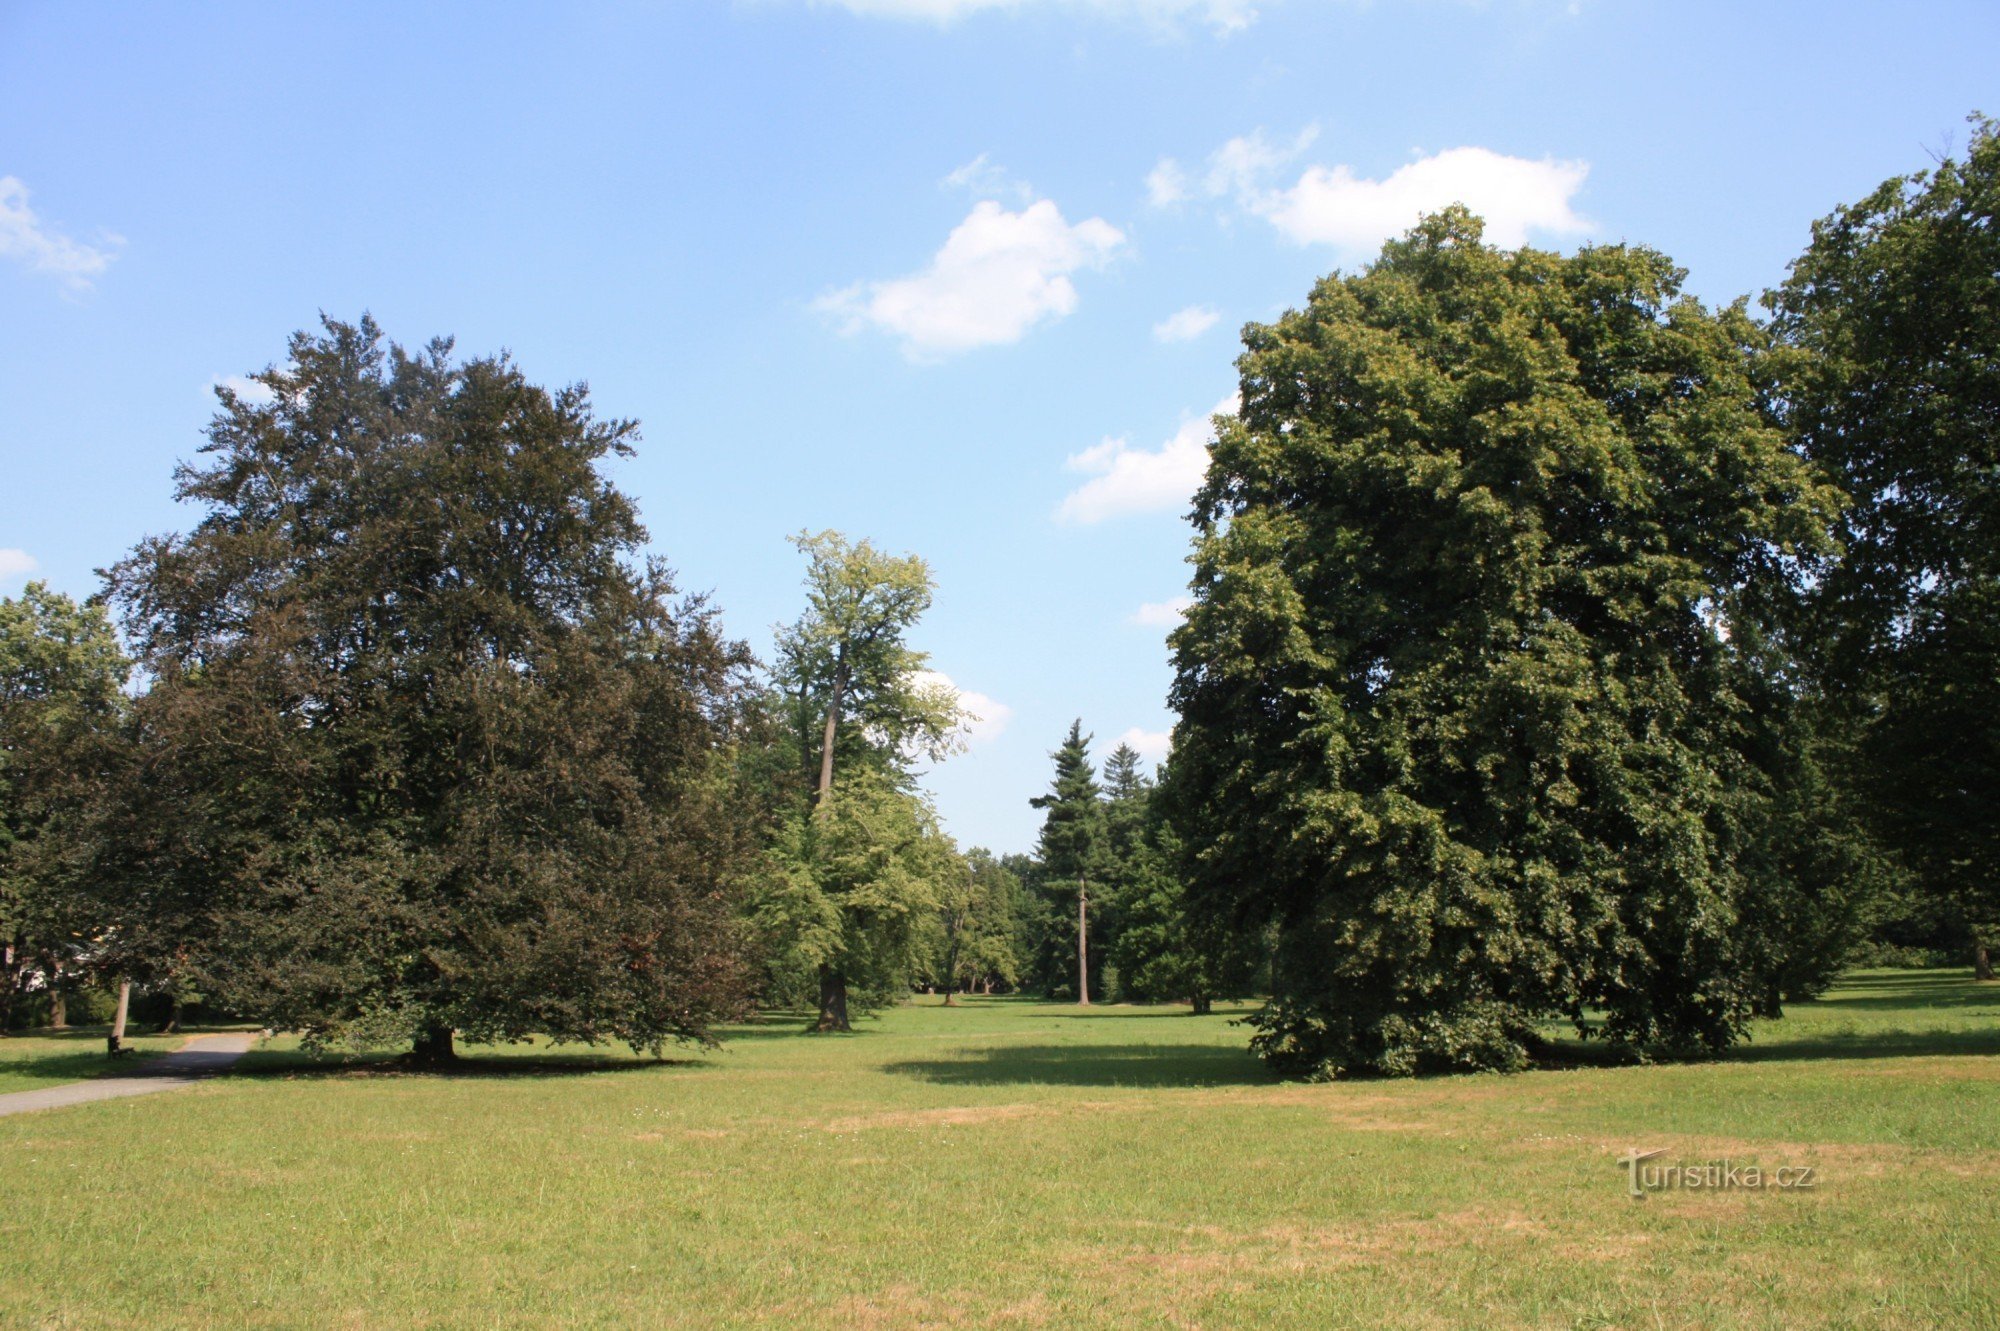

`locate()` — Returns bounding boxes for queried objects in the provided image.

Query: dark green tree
[1767,116,2000,978]
[103,315,758,1060]
[1029,720,1106,1003]
[1169,209,1840,1076]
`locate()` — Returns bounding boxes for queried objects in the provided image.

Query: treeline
[3,120,1996,1075]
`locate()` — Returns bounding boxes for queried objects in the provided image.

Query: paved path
[0,1032,259,1119]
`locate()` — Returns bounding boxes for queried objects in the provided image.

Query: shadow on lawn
[884,1042,1272,1089]
[229,1049,704,1081]
[1722,1027,2000,1064]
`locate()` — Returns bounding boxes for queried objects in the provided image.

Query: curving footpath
[0,1032,259,1119]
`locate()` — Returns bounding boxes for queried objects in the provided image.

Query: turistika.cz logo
[1617,1148,1819,1199]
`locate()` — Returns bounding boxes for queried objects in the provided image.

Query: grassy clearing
[1,970,1996,1329]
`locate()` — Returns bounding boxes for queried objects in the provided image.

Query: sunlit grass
[2,971,1995,1328]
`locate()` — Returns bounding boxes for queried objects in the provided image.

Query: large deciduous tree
[762,531,961,1030]
[1767,116,2000,978]
[0,583,130,1031]
[1168,209,1840,1076]
[105,315,757,1059]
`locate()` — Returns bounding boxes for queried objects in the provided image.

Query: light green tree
[763,531,964,1029]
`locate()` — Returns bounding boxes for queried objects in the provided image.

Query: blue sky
[2,0,1994,853]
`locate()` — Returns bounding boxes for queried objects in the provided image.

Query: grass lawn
[1,969,1996,1329]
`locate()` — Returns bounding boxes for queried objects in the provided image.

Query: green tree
[1767,116,2000,978]
[764,531,962,1029]
[1112,763,1265,1013]
[1169,209,1839,1076]
[103,315,758,1060]
[918,845,1022,1001]
[0,582,130,1031]
[1029,720,1106,1003]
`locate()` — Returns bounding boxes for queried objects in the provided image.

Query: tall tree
[1169,209,1840,1076]
[104,315,758,1060]
[766,531,961,1029]
[1030,721,1105,1004]
[0,583,130,1031]
[1767,116,2000,978]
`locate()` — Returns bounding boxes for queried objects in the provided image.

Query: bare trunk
[815,965,852,1032]
[411,1023,457,1064]
[1977,941,1994,983]
[816,657,847,809]
[157,995,183,1035]
[107,980,131,1056]
[49,988,66,1030]
[1191,992,1213,1016]
[942,988,956,1006]
[1077,880,1090,1007]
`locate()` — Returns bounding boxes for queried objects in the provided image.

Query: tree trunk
[411,1023,457,1064]
[49,987,66,1030]
[1191,993,1213,1016]
[1977,941,1994,983]
[107,980,131,1056]
[816,657,848,809]
[157,995,183,1035]
[1076,880,1090,1007]
[816,965,851,1032]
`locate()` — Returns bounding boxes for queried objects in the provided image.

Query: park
[4,5,1999,1327]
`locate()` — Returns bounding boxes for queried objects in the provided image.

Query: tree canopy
[1168,209,1841,1075]
[96,315,758,1058]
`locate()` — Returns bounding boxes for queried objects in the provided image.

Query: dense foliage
[1768,115,2000,978]
[91,317,759,1057]
[1167,208,1843,1076]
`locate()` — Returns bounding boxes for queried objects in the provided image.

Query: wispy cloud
[0,177,122,292]
[1057,392,1237,524]
[913,669,1014,744]
[1114,726,1172,764]
[1152,304,1219,343]
[0,549,39,586]
[817,198,1125,360]
[942,153,1034,204]
[806,0,1261,34]
[209,374,278,406]
[1130,596,1192,626]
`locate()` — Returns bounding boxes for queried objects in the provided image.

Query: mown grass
[1,969,1996,1329]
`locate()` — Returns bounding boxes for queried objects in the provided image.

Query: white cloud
[1114,726,1172,764]
[1259,146,1591,252]
[1203,126,1318,199]
[817,198,1126,360]
[1145,158,1190,207]
[1177,132,1591,256]
[0,549,39,586]
[1056,392,1237,524]
[811,0,1260,33]
[1152,304,1219,342]
[1130,596,1192,626]
[210,374,277,406]
[943,153,1033,204]
[0,177,121,292]
[912,669,1013,745]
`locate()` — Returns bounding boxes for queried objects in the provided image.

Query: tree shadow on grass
[1788,970,2000,1013]
[884,1042,1273,1089]
[1720,1027,2000,1064]
[228,1048,707,1081]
